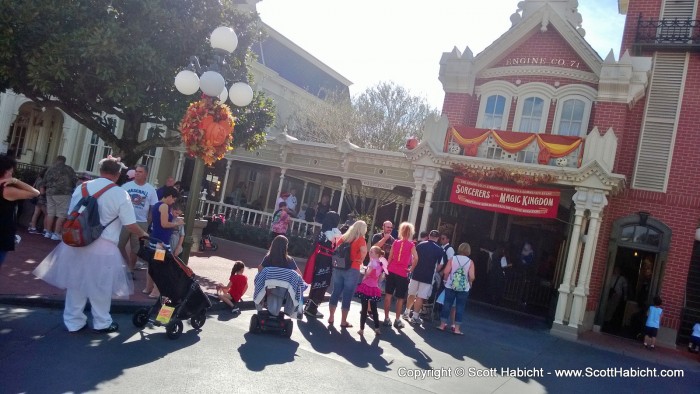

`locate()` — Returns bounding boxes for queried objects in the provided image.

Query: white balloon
[199,71,225,97]
[218,86,228,103]
[174,70,199,95]
[210,26,238,53]
[229,82,254,107]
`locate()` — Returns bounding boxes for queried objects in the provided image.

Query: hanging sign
[449,177,560,218]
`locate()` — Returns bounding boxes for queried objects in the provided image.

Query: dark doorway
[601,247,658,339]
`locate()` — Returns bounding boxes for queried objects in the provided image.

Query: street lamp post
[175,26,254,264]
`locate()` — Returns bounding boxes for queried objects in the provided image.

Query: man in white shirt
[33,157,149,333]
[118,165,158,274]
[286,188,298,216]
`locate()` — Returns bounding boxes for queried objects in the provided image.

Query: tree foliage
[287,81,439,151]
[0,0,274,165]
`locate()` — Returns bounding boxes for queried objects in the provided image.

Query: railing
[199,200,322,237]
[635,16,700,52]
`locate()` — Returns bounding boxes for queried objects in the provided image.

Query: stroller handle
[140,236,168,249]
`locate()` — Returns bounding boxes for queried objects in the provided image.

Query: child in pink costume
[355,246,388,336]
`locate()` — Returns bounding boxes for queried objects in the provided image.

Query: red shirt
[228,274,247,302]
[349,236,367,270]
[388,239,414,278]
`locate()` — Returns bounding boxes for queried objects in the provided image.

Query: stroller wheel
[249,314,261,334]
[210,243,218,251]
[190,312,206,329]
[282,319,293,338]
[166,320,184,340]
[132,308,150,328]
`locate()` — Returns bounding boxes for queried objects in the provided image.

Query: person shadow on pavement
[237,332,300,372]
[297,315,391,372]
[0,309,201,394]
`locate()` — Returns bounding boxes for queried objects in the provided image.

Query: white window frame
[80,116,121,174]
[552,95,592,137]
[515,96,547,133]
[475,81,516,130]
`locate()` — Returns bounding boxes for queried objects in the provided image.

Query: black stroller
[132,238,212,339]
[199,214,225,252]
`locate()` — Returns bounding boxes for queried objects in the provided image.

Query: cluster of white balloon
[174,26,254,107]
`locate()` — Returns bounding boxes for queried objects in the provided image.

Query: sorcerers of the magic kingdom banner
[449,177,560,218]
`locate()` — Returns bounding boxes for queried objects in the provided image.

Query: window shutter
[632,53,687,192]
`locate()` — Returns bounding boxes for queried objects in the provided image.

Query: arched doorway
[596,213,671,339]
[6,103,64,165]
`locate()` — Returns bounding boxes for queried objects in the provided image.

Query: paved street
[1,232,700,393]
[2,300,699,393]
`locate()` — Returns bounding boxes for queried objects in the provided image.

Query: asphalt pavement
[1,228,699,393]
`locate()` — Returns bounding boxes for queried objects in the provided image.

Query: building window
[557,99,585,136]
[140,127,159,169]
[85,118,117,173]
[482,95,506,130]
[517,97,544,133]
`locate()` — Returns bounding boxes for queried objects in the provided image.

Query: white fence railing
[198,200,322,237]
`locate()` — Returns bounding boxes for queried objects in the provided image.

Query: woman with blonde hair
[328,220,367,328]
[383,222,418,329]
[438,242,475,335]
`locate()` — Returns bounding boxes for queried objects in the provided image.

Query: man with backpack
[34,157,149,334]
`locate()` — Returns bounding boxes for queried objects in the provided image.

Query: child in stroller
[249,235,307,337]
[200,213,225,251]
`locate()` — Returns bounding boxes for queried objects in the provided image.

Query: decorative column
[568,191,608,330]
[337,178,348,214]
[263,168,276,211]
[400,203,406,222]
[394,203,400,224]
[552,191,586,328]
[175,151,185,181]
[300,181,308,207]
[419,187,434,233]
[275,168,287,203]
[219,158,233,203]
[407,183,423,225]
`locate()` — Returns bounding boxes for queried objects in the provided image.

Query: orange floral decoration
[451,163,556,187]
[179,96,235,165]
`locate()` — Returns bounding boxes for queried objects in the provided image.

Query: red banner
[449,177,560,218]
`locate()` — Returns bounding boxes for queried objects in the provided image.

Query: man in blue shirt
[405,230,445,324]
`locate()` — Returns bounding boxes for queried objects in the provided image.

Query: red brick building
[418,0,700,347]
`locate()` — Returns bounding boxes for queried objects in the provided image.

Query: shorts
[644,326,658,338]
[46,194,71,218]
[385,272,409,298]
[119,222,149,253]
[408,279,433,299]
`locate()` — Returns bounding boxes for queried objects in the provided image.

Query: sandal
[437,325,447,331]
[340,323,353,328]
[453,331,464,336]
[327,319,334,326]
[141,289,152,294]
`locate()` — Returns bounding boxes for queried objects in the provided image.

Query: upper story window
[517,97,545,133]
[553,95,592,137]
[482,94,507,130]
[558,99,584,136]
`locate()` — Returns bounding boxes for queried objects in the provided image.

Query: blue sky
[257,0,626,108]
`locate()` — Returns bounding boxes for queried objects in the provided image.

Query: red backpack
[62,182,117,247]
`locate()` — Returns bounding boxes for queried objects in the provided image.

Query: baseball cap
[429,230,440,238]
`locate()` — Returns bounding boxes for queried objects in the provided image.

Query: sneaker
[43,231,51,238]
[410,315,422,325]
[394,319,405,329]
[93,322,119,334]
[28,227,40,234]
[383,318,392,327]
[135,261,147,270]
[231,307,240,314]
[50,233,61,241]
[402,310,411,320]
[304,309,324,318]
